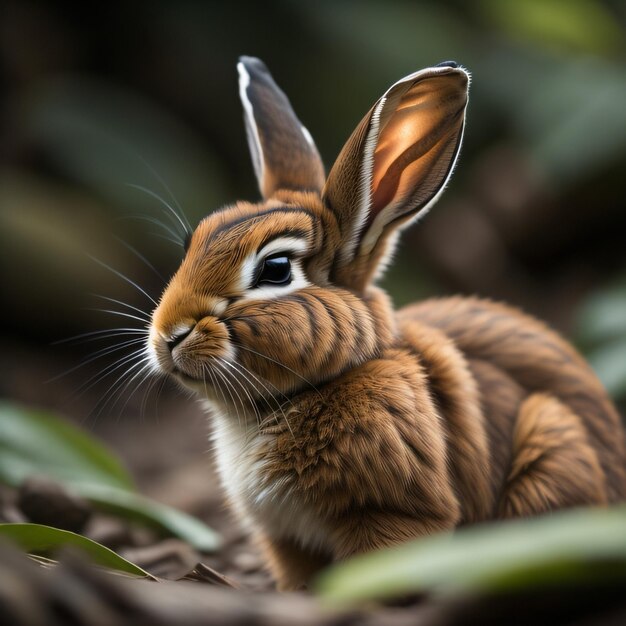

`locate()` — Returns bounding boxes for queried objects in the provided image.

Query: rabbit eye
[255,254,291,287]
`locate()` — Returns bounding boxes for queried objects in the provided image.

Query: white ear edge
[337,92,386,268]
[348,64,471,262]
[300,125,316,149]
[361,101,467,257]
[238,62,265,190]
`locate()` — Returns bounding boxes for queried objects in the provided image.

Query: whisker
[140,372,168,421]
[88,254,158,306]
[90,294,152,322]
[87,308,152,326]
[222,358,287,412]
[52,328,149,346]
[48,337,146,382]
[117,214,184,247]
[215,360,262,431]
[230,342,322,398]
[203,364,230,422]
[91,353,153,416]
[126,183,190,239]
[151,232,186,247]
[73,347,148,400]
[113,236,166,283]
[210,362,246,430]
[111,359,158,417]
[222,359,294,439]
[129,153,192,233]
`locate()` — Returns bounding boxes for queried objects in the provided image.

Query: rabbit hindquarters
[499,393,608,517]
[403,296,626,505]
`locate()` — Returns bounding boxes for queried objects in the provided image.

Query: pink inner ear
[369,75,466,224]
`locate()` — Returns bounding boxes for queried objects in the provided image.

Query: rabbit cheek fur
[147,58,626,591]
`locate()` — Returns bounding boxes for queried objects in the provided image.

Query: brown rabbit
[147,57,626,590]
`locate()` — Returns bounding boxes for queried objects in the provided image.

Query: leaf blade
[0,523,155,579]
[0,401,133,490]
[75,483,220,552]
[316,507,626,606]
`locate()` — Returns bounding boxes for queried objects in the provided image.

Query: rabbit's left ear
[238,56,325,199]
[323,63,469,290]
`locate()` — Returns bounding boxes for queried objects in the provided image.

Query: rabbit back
[399,296,626,506]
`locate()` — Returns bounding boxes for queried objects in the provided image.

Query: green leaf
[586,339,626,401]
[316,507,626,606]
[24,76,227,224]
[0,402,220,551]
[0,402,133,490]
[479,0,623,56]
[0,523,155,578]
[576,284,626,347]
[75,483,220,552]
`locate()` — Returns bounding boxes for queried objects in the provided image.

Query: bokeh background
[1,0,626,448]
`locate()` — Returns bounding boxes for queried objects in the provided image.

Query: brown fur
[147,58,626,590]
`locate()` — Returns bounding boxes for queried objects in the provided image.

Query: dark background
[1,0,626,435]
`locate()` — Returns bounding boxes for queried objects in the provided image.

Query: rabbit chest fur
[210,407,332,554]
[147,57,626,590]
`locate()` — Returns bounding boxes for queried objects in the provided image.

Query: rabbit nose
[166,325,194,351]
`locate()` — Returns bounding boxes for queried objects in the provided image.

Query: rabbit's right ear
[238,56,325,199]
[323,63,469,291]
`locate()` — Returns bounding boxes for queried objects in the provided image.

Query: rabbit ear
[323,63,469,289]
[237,56,325,199]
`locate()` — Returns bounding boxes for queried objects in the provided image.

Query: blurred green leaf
[521,60,626,183]
[480,0,623,56]
[316,507,626,606]
[0,401,133,490]
[77,483,220,553]
[24,77,227,224]
[586,339,626,400]
[575,280,626,400]
[576,283,626,346]
[0,402,219,551]
[0,523,154,578]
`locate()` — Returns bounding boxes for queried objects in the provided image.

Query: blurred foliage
[316,506,626,606]
[0,3,625,616]
[0,1,625,414]
[0,402,220,551]
[480,0,624,56]
[576,279,626,405]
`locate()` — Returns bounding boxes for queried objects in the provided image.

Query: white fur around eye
[237,236,311,297]
[240,257,309,301]
[257,237,310,261]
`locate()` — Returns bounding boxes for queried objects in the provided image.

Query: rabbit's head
[148,57,468,404]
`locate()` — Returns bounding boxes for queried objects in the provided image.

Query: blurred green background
[1,0,625,418]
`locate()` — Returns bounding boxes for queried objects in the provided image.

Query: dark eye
[256,254,291,287]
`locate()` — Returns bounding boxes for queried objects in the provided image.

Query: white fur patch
[170,322,193,342]
[208,405,328,551]
[238,236,312,300]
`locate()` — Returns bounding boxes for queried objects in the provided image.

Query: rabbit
[147,56,626,590]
